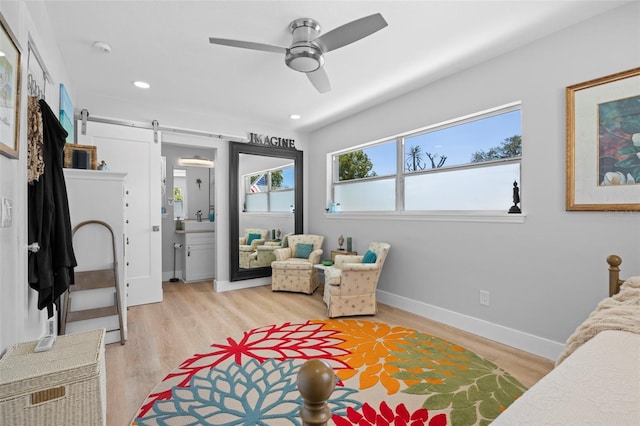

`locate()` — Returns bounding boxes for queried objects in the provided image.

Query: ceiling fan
[208,13,388,93]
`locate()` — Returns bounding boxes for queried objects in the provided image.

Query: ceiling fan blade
[208,37,286,54]
[307,67,331,93]
[314,13,388,53]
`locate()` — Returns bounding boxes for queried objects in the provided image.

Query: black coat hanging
[28,99,77,317]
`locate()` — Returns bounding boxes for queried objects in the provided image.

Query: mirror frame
[229,141,303,281]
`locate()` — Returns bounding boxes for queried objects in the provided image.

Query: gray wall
[308,2,640,359]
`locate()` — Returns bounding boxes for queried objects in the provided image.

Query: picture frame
[0,13,22,159]
[566,67,640,211]
[63,143,98,170]
[59,83,74,143]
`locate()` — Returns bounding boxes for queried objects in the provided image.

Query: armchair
[323,242,390,318]
[239,228,270,268]
[271,234,324,294]
[248,233,292,268]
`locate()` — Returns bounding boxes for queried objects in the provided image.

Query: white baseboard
[215,277,271,292]
[376,289,564,361]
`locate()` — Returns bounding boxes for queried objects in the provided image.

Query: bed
[492,255,640,425]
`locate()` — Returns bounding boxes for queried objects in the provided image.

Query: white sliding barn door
[77,122,162,306]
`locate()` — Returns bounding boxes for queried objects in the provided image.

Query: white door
[77,122,162,306]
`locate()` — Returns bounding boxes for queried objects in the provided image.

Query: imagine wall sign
[248,132,296,149]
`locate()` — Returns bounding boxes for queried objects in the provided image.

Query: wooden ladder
[61,220,125,345]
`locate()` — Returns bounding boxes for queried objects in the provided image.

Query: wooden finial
[297,359,335,426]
[607,254,623,296]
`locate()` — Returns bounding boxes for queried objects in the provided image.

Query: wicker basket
[0,329,106,426]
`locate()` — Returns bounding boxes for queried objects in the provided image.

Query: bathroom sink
[182,220,215,232]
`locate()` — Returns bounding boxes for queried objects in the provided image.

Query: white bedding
[492,330,640,425]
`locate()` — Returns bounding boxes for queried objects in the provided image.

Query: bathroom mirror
[229,141,303,281]
[173,166,213,221]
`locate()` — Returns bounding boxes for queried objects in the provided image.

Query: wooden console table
[330,250,358,262]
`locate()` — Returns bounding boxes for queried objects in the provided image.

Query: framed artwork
[0,13,22,159]
[63,143,97,170]
[59,83,74,143]
[566,67,640,211]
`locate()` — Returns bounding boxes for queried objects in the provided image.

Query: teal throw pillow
[294,243,314,259]
[246,233,261,245]
[362,250,377,264]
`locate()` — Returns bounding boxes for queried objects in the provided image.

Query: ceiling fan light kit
[208,13,388,93]
[285,18,324,73]
[285,46,324,73]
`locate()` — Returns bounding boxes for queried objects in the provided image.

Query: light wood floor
[106,281,554,425]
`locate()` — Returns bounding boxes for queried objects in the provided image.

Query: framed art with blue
[59,83,74,143]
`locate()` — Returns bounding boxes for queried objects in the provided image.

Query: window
[173,168,186,219]
[244,164,295,212]
[331,104,521,213]
[333,140,396,211]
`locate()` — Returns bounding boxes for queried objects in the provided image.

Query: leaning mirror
[229,142,303,281]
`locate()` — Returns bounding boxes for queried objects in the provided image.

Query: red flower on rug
[333,402,448,426]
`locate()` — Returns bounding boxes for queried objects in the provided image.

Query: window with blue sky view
[332,104,522,212]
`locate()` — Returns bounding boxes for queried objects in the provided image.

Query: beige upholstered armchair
[248,233,292,268]
[239,228,270,268]
[323,242,390,318]
[271,234,324,294]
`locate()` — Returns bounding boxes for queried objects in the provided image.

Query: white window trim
[324,211,526,224]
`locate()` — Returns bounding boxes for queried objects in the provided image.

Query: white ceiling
[36,1,628,133]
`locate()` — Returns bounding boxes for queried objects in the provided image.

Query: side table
[331,250,358,262]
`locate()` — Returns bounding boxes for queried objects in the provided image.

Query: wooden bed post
[607,254,623,297]
[297,359,335,426]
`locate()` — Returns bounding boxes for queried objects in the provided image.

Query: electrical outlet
[479,290,490,306]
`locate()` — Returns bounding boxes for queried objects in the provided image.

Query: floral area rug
[132,319,527,426]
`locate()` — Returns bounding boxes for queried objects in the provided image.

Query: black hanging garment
[28,99,77,317]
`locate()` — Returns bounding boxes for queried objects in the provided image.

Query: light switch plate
[0,197,12,228]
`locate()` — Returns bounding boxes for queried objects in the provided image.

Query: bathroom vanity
[177,220,215,282]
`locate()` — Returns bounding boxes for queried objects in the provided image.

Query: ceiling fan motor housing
[285,18,324,73]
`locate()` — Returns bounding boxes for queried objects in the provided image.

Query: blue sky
[362,110,521,176]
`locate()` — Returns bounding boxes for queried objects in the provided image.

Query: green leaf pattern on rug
[391,332,527,426]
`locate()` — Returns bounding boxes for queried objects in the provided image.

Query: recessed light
[133,81,150,89]
[289,114,301,120]
[0,51,5,57]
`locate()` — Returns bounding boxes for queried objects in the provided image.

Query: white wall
[0,1,310,353]
[0,0,73,354]
[308,2,640,360]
